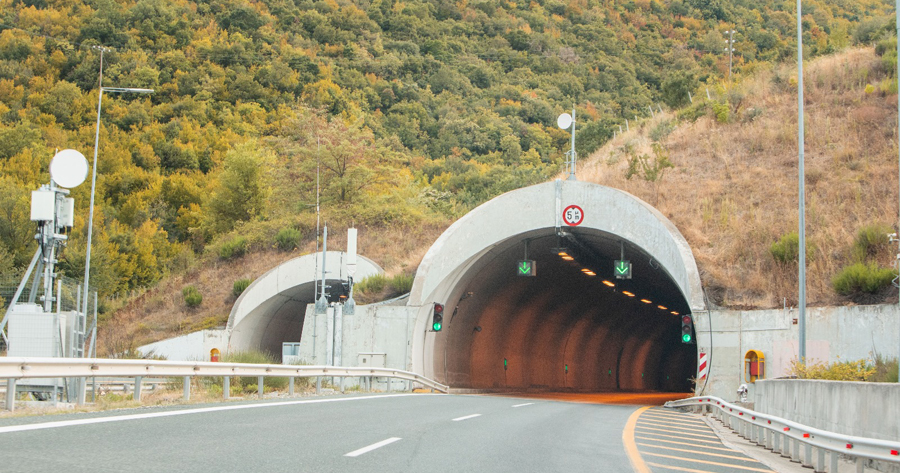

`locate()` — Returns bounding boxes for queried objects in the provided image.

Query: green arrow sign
[517,260,536,277]
[614,260,632,279]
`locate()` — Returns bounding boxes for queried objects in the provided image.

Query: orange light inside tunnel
[561,256,574,261]
[622,291,635,297]
[640,299,652,304]
[558,251,569,257]
[671,311,680,315]
[602,280,615,287]
[584,271,596,276]
[658,305,667,310]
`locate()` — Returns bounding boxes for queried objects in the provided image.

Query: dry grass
[581,47,899,309]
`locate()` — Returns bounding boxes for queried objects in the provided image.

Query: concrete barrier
[754,379,900,442]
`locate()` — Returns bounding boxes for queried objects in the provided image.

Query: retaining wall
[754,379,900,442]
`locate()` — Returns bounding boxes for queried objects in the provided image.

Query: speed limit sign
[563,205,584,226]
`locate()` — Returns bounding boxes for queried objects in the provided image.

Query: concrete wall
[697,304,899,401]
[138,329,228,361]
[753,379,900,442]
[297,301,417,372]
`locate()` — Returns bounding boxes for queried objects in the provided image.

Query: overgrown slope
[583,46,900,308]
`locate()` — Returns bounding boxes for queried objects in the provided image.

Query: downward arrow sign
[616,262,628,274]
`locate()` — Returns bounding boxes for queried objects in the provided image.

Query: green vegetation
[0,0,895,321]
[274,227,302,251]
[182,285,202,308]
[789,356,898,382]
[232,278,252,298]
[770,232,816,265]
[218,236,248,260]
[832,224,895,298]
[832,262,894,295]
[354,272,415,303]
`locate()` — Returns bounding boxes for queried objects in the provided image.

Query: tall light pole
[81,47,153,323]
[724,30,736,81]
[896,0,900,381]
[796,0,807,363]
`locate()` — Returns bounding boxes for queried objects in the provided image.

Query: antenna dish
[557,113,573,130]
[49,149,88,188]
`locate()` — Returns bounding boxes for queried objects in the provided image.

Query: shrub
[233,278,252,297]
[789,358,875,381]
[219,236,247,259]
[872,355,899,383]
[832,262,894,295]
[391,273,414,294]
[770,232,814,264]
[355,274,387,294]
[220,350,288,390]
[853,223,892,262]
[274,227,302,251]
[182,285,202,307]
[711,102,729,123]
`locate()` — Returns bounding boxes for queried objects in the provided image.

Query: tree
[205,141,271,234]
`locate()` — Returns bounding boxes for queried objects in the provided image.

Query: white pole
[82,47,106,324]
[797,0,807,362]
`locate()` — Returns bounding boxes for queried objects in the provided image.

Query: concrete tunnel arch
[408,179,706,392]
[226,251,383,359]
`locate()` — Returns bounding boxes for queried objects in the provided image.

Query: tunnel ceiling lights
[602,280,615,287]
[622,291,635,297]
[640,299,652,304]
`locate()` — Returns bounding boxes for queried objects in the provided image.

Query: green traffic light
[682,333,692,343]
[433,322,442,331]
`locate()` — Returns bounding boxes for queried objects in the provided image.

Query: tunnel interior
[232,278,350,361]
[433,227,697,393]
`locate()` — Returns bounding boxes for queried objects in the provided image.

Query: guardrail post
[765,428,773,450]
[856,458,864,473]
[386,377,391,393]
[815,447,825,473]
[134,376,142,402]
[830,452,838,473]
[223,376,230,400]
[791,435,801,463]
[288,377,294,396]
[315,376,320,394]
[803,442,812,468]
[5,378,16,412]
[76,377,86,406]
[183,376,190,401]
[257,376,264,399]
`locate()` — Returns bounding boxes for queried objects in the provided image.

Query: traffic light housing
[681,314,694,344]
[432,303,444,332]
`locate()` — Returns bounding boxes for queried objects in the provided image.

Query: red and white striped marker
[698,351,709,380]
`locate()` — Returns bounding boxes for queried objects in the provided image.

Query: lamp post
[80,47,153,323]
[796,0,807,363]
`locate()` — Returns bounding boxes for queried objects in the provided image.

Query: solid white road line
[0,393,433,435]
[452,414,482,421]
[344,437,402,457]
[511,403,534,408]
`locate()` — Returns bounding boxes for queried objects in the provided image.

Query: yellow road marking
[636,425,719,440]
[637,418,714,433]
[646,461,767,473]
[623,406,652,473]
[640,414,707,426]
[634,431,723,445]
[642,452,774,472]
[637,442,759,462]
[635,435,739,452]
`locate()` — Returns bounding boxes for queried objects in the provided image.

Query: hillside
[0,0,899,352]
[583,46,900,309]
[105,46,900,354]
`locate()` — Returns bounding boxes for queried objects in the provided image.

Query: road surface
[0,393,770,472]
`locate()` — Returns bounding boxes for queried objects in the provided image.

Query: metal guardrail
[665,395,900,472]
[1,357,449,411]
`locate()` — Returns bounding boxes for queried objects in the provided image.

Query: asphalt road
[0,393,640,473]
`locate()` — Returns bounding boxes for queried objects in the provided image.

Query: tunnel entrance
[434,229,696,392]
[409,180,704,394]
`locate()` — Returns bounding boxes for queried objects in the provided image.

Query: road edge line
[623,406,652,473]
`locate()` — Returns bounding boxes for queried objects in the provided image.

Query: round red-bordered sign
[562,205,584,226]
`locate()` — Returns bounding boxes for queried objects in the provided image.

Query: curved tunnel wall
[409,180,704,391]
[227,251,383,358]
